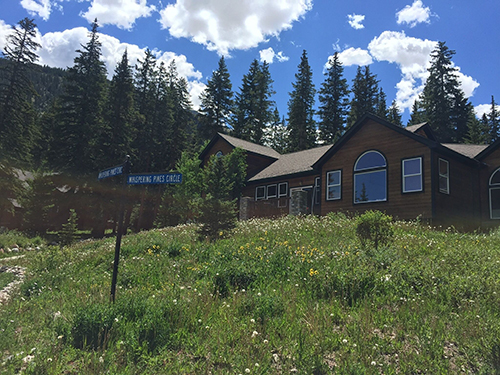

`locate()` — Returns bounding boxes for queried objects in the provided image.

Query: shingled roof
[248,145,332,182]
[217,133,281,159]
[442,144,489,159]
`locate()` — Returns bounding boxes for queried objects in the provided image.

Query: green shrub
[356,210,393,251]
[59,209,79,247]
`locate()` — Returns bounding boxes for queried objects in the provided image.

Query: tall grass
[1,214,499,374]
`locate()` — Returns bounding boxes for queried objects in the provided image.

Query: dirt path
[0,264,26,305]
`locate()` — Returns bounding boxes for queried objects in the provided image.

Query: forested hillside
[0,17,499,237]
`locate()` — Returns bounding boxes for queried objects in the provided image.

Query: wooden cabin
[200,113,500,229]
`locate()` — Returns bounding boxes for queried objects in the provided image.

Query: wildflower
[245,368,251,373]
[371,361,376,366]
[342,339,348,343]
[47,358,53,362]
[250,318,256,323]
[251,331,259,338]
[263,339,269,344]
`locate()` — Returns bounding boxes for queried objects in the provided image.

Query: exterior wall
[202,138,276,178]
[242,173,320,218]
[432,151,480,228]
[320,119,433,220]
[479,148,500,226]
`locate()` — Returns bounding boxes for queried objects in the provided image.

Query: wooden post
[110,156,130,303]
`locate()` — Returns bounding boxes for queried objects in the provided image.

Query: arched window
[354,151,387,203]
[489,168,500,219]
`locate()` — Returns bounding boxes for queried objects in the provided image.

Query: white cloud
[259,47,289,63]
[158,0,313,56]
[396,0,432,28]
[347,14,365,30]
[37,27,203,106]
[20,0,52,21]
[337,47,372,66]
[81,0,156,30]
[188,80,206,110]
[475,104,490,118]
[368,30,479,112]
[0,20,12,51]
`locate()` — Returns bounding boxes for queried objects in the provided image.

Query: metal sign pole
[110,155,130,303]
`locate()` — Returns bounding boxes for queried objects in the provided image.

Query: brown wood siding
[242,173,320,217]
[320,119,433,220]
[479,148,500,226]
[432,152,480,228]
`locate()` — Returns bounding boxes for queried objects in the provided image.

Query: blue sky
[1,0,499,124]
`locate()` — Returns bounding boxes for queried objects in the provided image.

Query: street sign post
[98,158,183,303]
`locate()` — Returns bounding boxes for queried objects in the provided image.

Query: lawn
[1,213,499,374]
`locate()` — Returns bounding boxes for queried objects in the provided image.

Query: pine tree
[375,88,388,119]
[101,49,136,165]
[420,41,473,143]
[388,100,403,126]
[232,60,275,144]
[50,19,108,175]
[287,50,316,152]
[317,52,349,144]
[265,108,288,153]
[488,95,500,142]
[347,65,379,128]
[0,18,41,162]
[465,112,490,144]
[407,99,426,125]
[199,56,233,140]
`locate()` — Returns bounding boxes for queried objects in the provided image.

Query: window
[326,170,341,201]
[215,150,223,158]
[489,168,500,219]
[267,184,277,199]
[402,157,423,193]
[438,158,449,194]
[354,151,387,204]
[255,186,265,200]
[314,177,321,204]
[278,182,288,198]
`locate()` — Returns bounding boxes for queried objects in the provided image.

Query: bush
[356,210,393,251]
[59,209,79,247]
[72,303,116,350]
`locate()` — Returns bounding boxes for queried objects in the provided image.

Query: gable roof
[475,138,500,161]
[199,132,281,161]
[248,145,332,183]
[313,113,481,169]
[405,122,437,141]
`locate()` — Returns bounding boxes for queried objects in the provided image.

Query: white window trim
[326,170,341,201]
[489,187,500,219]
[489,168,500,186]
[438,158,449,194]
[255,186,266,200]
[354,169,387,204]
[267,184,277,199]
[278,182,288,198]
[354,150,387,171]
[402,157,423,193]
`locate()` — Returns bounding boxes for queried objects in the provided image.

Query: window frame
[267,184,277,199]
[438,158,450,195]
[402,157,423,193]
[314,177,321,204]
[255,186,266,200]
[353,151,387,204]
[326,170,342,201]
[278,182,288,198]
[489,168,500,219]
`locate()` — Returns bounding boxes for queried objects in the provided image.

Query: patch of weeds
[71,303,116,350]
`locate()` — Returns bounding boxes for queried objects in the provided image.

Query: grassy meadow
[1,213,500,374]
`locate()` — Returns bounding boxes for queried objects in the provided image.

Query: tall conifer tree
[0,17,41,162]
[420,41,473,142]
[317,52,349,144]
[50,19,108,175]
[387,100,403,127]
[232,60,275,144]
[347,65,379,127]
[488,95,500,142]
[199,56,233,140]
[287,50,316,152]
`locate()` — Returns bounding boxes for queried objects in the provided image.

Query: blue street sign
[127,173,182,185]
[98,165,124,180]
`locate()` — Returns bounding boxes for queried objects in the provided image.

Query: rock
[11,248,19,253]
